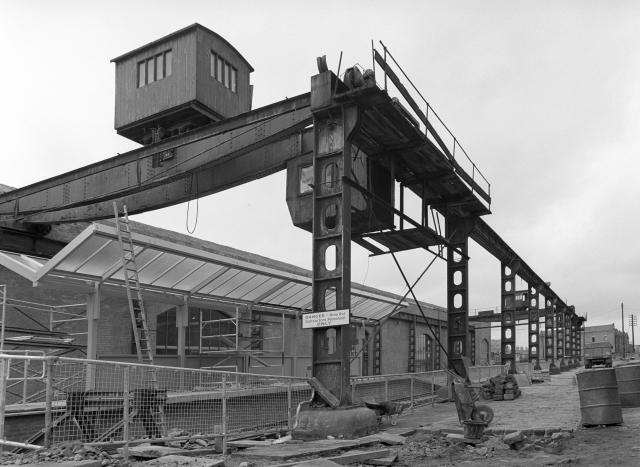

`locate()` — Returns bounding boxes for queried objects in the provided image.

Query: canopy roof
[0,222,409,321]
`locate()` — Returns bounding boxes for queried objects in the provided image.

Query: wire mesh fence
[0,355,311,455]
[0,354,510,456]
[351,364,509,408]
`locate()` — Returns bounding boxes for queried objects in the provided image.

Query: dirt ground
[395,420,640,466]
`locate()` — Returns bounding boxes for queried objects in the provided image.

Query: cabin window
[137,49,172,88]
[224,63,231,88]
[137,61,146,88]
[299,165,313,194]
[147,59,155,84]
[211,51,238,93]
[230,68,237,92]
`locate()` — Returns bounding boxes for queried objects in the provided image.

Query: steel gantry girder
[0,94,313,225]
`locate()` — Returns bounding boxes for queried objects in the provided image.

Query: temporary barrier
[576,368,623,426]
[615,363,640,408]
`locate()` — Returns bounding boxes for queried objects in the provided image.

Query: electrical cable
[185,174,199,234]
[350,252,439,363]
[390,251,451,363]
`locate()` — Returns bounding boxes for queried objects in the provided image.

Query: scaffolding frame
[0,284,87,355]
[199,306,286,373]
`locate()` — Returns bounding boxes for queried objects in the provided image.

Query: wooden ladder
[112,203,166,437]
[113,202,154,365]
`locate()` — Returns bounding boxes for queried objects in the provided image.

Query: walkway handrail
[373,41,491,205]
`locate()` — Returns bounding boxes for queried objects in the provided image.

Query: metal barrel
[576,368,623,426]
[615,364,640,408]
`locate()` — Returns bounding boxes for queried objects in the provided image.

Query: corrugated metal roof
[0,222,412,322]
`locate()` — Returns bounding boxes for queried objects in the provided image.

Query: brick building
[584,324,630,355]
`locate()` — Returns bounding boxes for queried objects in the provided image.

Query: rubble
[481,374,522,400]
[0,442,119,466]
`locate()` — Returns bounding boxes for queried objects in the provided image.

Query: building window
[210,51,238,93]
[137,49,172,88]
[415,334,434,372]
[591,336,595,342]
[156,307,233,355]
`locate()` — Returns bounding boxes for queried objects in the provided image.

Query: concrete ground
[394,369,581,434]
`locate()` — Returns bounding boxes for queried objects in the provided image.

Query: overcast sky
[1,1,639,333]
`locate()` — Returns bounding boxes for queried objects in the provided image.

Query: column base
[293,404,378,440]
[559,359,569,371]
[549,362,560,375]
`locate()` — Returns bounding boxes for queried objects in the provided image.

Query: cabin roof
[110,23,254,72]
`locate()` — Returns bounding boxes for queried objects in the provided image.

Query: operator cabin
[111,23,253,144]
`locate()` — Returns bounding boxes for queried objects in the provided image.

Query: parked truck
[584,342,613,369]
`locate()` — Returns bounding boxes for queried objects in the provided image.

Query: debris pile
[481,374,522,400]
[502,429,573,453]
[0,442,119,466]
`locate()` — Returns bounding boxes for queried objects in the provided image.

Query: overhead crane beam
[471,217,567,309]
[0,94,312,224]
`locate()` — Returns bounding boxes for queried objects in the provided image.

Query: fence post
[0,358,7,448]
[351,380,357,404]
[431,371,435,407]
[287,379,292,430]
[44,358,54,447]
[22,359,28,405]
[222,374,227,455]
[410,375,414,410]
[122,366,130,463]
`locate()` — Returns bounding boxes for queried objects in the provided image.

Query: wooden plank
[268,449,391,467]
[367,453,398,466]
[131,455,225,467]
[241,439,363,460]
[307,377,340,408]
[326,449,391,465]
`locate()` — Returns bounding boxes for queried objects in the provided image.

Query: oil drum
[615,364,640,407]
[576,368,623,426]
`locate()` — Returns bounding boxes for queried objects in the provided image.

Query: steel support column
[564,307,574,368]
[408,317,416,373]
[446,217,472,379]
[557,305,566,371]
[501,262,518,374]
[528,286,541,370]
[545,297,556,372]
[309,72,358,404]
[571,314,578,367]
[470,328,476,365]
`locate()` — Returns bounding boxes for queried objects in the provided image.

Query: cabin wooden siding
[114,25,252,132]
[114,32,196,130]
[195,27,252,117]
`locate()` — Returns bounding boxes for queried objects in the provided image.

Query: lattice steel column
[374,330,381,375]
[446,217,472,378]
[556,305,566,371]
[470,329,476,365]
[545,297,556,371]
[435,322,442,370]
[408,317,416,373]
[309,72,359,404]
[501,262,518,374]
[528,285,541,370]
[571,314,578,367]
[564,307,572,368]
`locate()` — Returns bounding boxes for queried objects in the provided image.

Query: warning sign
[302,309,350,329]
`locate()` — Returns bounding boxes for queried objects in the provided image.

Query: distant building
[584,324,630,355]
